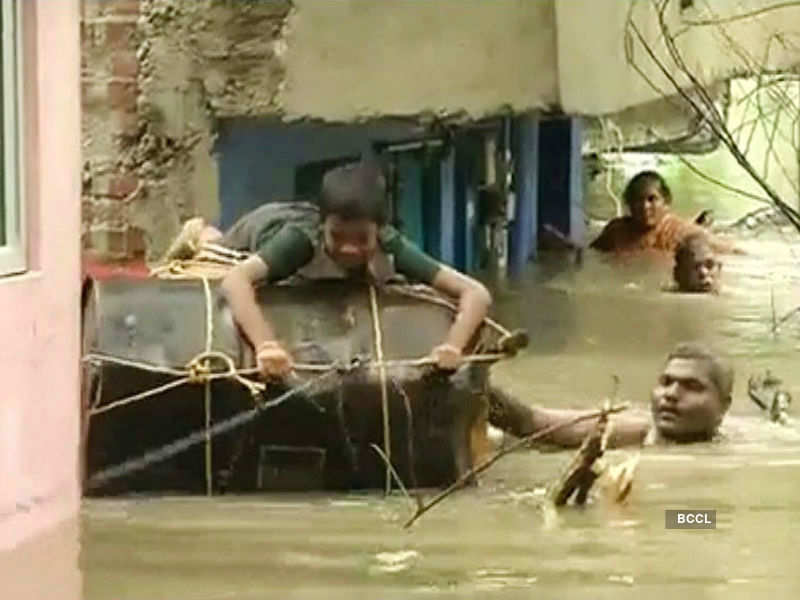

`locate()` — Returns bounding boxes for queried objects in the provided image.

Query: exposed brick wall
[81,0,293,262]
[81,0,145,259]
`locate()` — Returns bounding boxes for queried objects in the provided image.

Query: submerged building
[81,0,800,276]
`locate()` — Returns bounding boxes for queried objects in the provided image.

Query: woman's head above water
[624,170,672,230]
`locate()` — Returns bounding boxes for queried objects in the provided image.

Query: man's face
[675,243,721,293]
[322,215,379,269]
[650,357,727,442]
[629,184,668,229]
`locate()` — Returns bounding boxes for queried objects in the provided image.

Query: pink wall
[0,0,82,551]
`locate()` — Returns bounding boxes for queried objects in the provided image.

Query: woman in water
[590,170,738,255]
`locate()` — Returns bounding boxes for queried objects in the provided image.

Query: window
[0,0,24,275]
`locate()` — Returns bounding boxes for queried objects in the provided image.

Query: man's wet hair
[666,342,734,408]
[319,160,388,225]
[623,170,672,208]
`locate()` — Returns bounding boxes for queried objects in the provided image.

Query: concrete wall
[0,0,82,550]
[557,0,800,115]
[280,0,559,121]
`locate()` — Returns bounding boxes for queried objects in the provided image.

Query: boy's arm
[220,226,314,377]
[388,232,491,367]
[221,256,295,377]
[429,265,492,355]
[221,256,274,348]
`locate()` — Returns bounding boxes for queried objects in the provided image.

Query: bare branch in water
[402,403,629,529]
[771,305,800,334]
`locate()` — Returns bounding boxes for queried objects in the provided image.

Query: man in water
[590,170,738,256]
[489,342,733,448]
[671,233,722,294]
[167,160,492,379]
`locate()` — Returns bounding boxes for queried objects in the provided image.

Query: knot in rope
[186,351,237,381]
[183,351,265,399]
[187,359,211,384]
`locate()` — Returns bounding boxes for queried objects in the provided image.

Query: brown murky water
[78,227,800,599]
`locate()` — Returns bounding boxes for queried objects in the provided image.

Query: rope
[83,349,509,405]
[84,354,187,377]
[90,377,193,416]
[150,261,233,281]
[204,382,213,496]
[85,351,267,417]
[201,276,214,496]
[385,285,513,340]
[85,349,510,377]
[369,285,392,495]
[86,371,336,491]
[150,242,250,281]
[390,376,418,490]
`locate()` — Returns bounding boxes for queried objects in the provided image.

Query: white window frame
[0,0,25,276]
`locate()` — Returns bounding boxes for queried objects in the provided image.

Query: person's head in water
[624,170,672,230]
[651,342,733,442]
[319,160,388,269]
[673,233,721,293]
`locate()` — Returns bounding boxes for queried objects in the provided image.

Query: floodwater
[5,150,795,598]
[76,222,800,599]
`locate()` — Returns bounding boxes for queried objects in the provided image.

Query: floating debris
[372,550,421,574]
[547,405,613,506]
[748,370,792,425]
[608,574,635,585]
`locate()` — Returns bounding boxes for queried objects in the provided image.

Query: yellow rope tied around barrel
[201,276,214,496]
[85,351,508,389]
[150,243,250,281]
[369,284,392,495]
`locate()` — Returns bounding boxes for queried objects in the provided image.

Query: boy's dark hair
[319,160,388,224]
[667,342,734,408]
[674,232,712,268]
[623,170,672,208]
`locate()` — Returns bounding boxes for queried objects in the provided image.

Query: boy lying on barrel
[168,160,492,378]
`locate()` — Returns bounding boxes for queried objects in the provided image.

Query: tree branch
[683,2,800,27]
[402,403,629,529]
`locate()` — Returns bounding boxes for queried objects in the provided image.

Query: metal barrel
[81,277,502,494]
